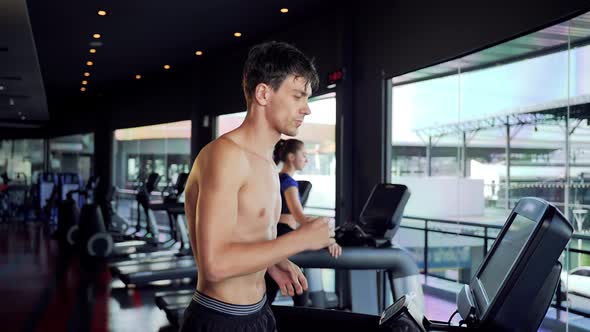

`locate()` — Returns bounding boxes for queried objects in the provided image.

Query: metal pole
[506,119,511,210]
[462,131,467,177]
[566,117,571,223]
[484,227,488,256]
[424,220,429,281]
[427,136,432,177]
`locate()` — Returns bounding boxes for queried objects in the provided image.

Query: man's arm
[196,141,331,283]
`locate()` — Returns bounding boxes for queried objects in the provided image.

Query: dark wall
[98,70,194,131]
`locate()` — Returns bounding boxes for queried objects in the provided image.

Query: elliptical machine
[56,176,113,258]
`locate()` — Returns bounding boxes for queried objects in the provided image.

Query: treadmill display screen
[478,214,536,302]
[362,185,404,219]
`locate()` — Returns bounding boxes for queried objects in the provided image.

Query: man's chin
[282,128,298,137]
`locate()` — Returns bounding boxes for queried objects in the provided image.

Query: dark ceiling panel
[0,0,48,125]
[26,0,341,101]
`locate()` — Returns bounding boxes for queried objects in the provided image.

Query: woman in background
[265,138,342,306]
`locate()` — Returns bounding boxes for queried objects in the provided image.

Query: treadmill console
[379,294,425,332]
[336,183,410,247]
[459,198,572,331]
[378,197,573,332]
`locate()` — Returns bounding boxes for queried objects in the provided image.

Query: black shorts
[180,291,276,332]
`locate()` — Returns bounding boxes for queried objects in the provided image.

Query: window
[113,120,191,191]
[49,133,94,183]
[390,12,590,327]
[0,139,44,184]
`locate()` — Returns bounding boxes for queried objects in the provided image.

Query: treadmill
[109,208,194,283]
[110,175,192,270]
[109,173,188,259]
[110,212,191,269]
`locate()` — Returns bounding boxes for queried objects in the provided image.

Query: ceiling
[0,0,48,127]
[1,0,343,128]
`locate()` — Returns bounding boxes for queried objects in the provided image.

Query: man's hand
[267,260,308,297]
[296,217,335,250]
[328,243,342,258]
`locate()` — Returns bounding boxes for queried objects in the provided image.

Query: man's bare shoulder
[194,135,250,179]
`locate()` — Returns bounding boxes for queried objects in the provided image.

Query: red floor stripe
[91,265,111,332]
[132,288,143,307]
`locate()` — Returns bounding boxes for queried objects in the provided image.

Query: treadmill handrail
[289,247,419,278]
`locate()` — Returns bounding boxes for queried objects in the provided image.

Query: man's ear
[254,83,271,106]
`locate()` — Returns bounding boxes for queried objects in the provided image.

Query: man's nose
[302,104,311,115]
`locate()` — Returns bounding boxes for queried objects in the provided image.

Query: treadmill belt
[110,241,160,257]
[115,256,194,275]
[115,257,197,286]
[109,244,184,263]
[110,252,189,268]
[158,294,192,309]
[155,288,195,298]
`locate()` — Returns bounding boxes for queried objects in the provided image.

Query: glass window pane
[113,120,191,220]
[113,120,191,190]
[293,93,336,215]
[49,133,94,183]
[0,139,44,184]
[565,13,590,326]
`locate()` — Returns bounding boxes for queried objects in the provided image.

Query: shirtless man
[180,41,335,332]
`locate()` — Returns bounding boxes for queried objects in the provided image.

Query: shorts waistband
[192,291,267,316]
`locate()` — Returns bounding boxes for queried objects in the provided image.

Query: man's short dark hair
[242,41,319,106]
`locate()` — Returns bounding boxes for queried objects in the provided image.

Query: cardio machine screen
[478,214,536,302]
[362,185,404,219]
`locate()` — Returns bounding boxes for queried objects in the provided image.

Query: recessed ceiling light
[84,72,90,77]
[86,61,94,66]
[0,85,4,91]
[80,87,86,92]
[195,50,203,56]
[163,64,171,70]
[21,115,26,120]
[280,8,289,13]
[135,74,142,80]
[89,48,97,54]
[93,33,101,39]
[98,10,107,16]
[234,32,242,37]
[82,80,88,85]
